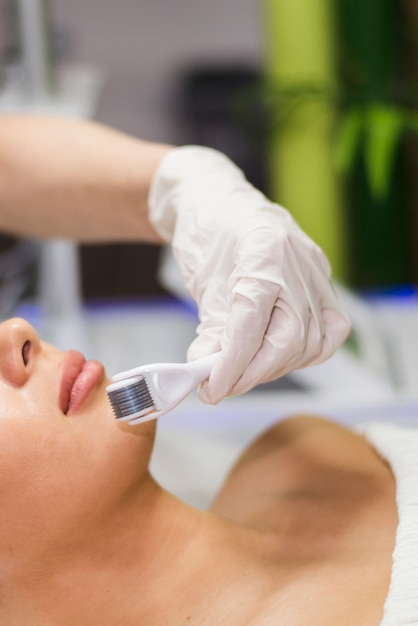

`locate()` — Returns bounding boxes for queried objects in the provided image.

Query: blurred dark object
[179,65,267,193]
[0,235,39,318]
[80,243,168,300]
[400,0,418,284]
[336,0,414,288]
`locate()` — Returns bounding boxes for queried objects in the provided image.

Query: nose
[0,317,42,386]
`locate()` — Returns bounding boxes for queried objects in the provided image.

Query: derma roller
[106,353,219,425]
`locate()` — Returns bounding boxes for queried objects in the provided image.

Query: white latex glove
[148,146,351,404]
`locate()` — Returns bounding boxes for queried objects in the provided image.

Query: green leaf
[364,104,404,200]
[334,108,363,172]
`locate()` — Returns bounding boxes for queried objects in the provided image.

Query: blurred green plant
[233,77,418,203]
[334,103,418,200]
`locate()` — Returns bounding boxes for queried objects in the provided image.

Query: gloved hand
[148,146,350,404]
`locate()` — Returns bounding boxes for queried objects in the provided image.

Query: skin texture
[0,116,171,242]
[0,114,387,624]
[0,318,397,626]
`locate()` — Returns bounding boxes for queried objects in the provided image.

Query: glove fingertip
[197,381,222,405]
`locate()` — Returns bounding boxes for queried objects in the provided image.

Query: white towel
[356,422,418,626]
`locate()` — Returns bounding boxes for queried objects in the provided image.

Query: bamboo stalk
[261,0,347,280]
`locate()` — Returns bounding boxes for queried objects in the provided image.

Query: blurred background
[1,0,418,505]
[0,0,265,304]
[2,1,418,295]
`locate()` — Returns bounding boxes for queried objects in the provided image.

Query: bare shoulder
[210,415,396,626]
[210,414,392,521]
[216,413,380,479]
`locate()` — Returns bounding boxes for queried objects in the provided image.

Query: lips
[60,350,104,415]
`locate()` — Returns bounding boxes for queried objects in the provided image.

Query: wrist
[148,145,246,242]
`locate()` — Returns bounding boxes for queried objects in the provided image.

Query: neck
[3,476,268,625]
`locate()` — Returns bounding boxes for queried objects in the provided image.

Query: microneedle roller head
[106,352,219,425]
[107,375,156,421]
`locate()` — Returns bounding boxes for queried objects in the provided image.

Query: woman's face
[0,317,156,558]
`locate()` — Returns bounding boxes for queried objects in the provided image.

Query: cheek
[0,423,88,510]
[0,422,108,511]
[0,415,155,551]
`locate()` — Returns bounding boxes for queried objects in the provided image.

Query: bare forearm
[0,116,172,243]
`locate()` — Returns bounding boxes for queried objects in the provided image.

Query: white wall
[51,0,264,142]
